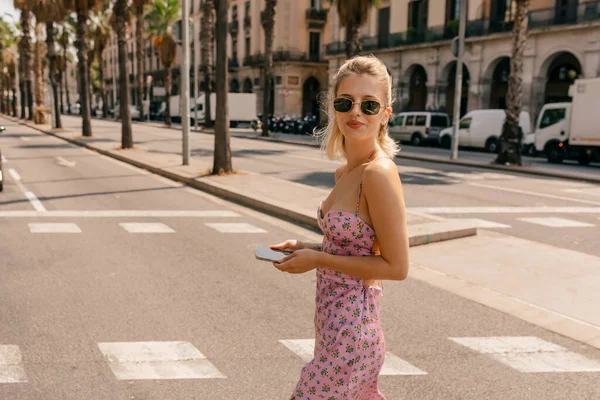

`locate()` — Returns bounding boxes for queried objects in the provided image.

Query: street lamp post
[181,0,191,165]
[451,0,468,160]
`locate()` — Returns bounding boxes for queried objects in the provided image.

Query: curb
[15,118,477,247]
[49,115,600,184]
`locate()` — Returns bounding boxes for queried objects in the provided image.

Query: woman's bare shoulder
[334,163,347,183]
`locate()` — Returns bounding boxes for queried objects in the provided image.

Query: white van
[438,109,532,152]
[389,112,450,146]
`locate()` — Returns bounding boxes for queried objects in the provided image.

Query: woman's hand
[270,240,306,253]
[273,249,322,274]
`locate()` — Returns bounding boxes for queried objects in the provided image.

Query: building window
[445,0,459,22]
[378,6,390,47]
[232,38,238,62]
[408,0,428,31]
[309,31,320,61]
[245,36,250,58]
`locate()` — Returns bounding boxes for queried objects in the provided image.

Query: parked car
[388,111,451,146]
[115,104,141,121]
[69,103,81,115]
[438,109,532,153]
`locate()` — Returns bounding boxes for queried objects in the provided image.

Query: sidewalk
[5,115,478,247]
[6,114,600,353]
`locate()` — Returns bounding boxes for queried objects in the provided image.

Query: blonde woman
[271,55,410,399]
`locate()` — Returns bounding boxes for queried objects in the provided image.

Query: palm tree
[260,0,276,137]
[32,22,46,124]
[0,19,16,115]
[59,24,73,114]
[200,0,214,128]
[495,0,530,166]
[92,9,111,119]
[334,0,379,58]
[133,0,151,121]
[32,0,71,127]
[145,0,180,127]
[14,0,34,120]
[112,0,134,148]
[72,0,104,137]
[213,0,232,174]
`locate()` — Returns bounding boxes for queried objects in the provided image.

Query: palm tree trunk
[20,10,33,120]
[47,22,62,129]
[213,0,232,174]
[76,11,92,136]
[345,24,361,59]
[34,24,46,125]
[63,46,71,114]
[115,0,133,148]
[164,65,172,126]
[495,0,529,166]
[135,5,145,121]
[261,0,276,137]
[202,0,214,128]
[1,76,5,114]
[59,70,64,114]
[12,88,16,117]
[99,61,107,119]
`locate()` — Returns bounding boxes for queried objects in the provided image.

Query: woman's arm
[277,160,409,280]
[317,159,410,280]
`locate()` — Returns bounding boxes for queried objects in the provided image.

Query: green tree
[333,0,379,58]
[260,0,276,137]
[200,0,214,128]
[145,0,180,126]
[14,0,34,120]
[213,0,232,174]
[495,0,530,166]
[133,0,151,121]
[70,0,104,137]
[112,0,134,148]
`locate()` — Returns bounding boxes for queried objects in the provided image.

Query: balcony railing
[228,58,239,71]
[228,20,239,35]
[325,1,600,56]
[244,50,326,66]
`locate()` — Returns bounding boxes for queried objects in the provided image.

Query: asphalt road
[1,120,600,399]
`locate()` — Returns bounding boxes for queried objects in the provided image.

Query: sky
[0,0,18,24]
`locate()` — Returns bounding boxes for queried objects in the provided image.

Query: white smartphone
[255,245,291,263]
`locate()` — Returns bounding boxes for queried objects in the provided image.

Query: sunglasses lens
[361,100,381,115]
[333,98,352,113]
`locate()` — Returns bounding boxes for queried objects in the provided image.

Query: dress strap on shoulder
[356,156,391,214]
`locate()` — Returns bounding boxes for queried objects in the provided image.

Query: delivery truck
[534,78,600,165]
[163,92,257,127]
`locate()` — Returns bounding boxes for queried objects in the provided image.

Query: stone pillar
[426,84,437,111]
[397,78,410,112]
[530,76,546,122]
[478,78,492,110]
[436,80,449,113]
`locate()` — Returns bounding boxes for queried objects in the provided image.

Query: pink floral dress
[291,183,386,400]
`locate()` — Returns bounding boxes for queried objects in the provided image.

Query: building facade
[325,0,600,120]
[102,0,332,119]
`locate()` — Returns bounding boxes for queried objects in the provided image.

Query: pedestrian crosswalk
[22,221,268,234]
[2,336,599,384]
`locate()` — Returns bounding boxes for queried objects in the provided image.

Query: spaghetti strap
[356,156,391,214]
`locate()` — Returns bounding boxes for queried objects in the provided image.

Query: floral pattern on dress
[290,205,386,400]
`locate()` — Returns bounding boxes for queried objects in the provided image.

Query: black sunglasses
[333,98,382,115]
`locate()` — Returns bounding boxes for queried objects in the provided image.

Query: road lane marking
[8,168,47,212]
[0,210,240,217]
[450,336,600,373]
[517,217,595,228]
[205,222,267,233]
[409,206,600,214]
[28,223,81,233]
[119,222,175,233]
[8,168,20,181]
[449,218,511,228]
[279,339,427,376]
[19,136,30,142]
[0,345,28,383]
[467,182,600,206]
[55,156,76,167]
[97,341,226,380]
[1,154,7,163]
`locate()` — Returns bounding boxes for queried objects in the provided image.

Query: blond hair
[315,55,400,160]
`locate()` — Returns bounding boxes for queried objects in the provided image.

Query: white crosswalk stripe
[205,222,267,233]
[28,223,81,233]
[119,222,175,233]
[450,336,600,373]
[97,341,226,380]
[517,217,595,228]
[0,345,28,383]
[279,339,427,376]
